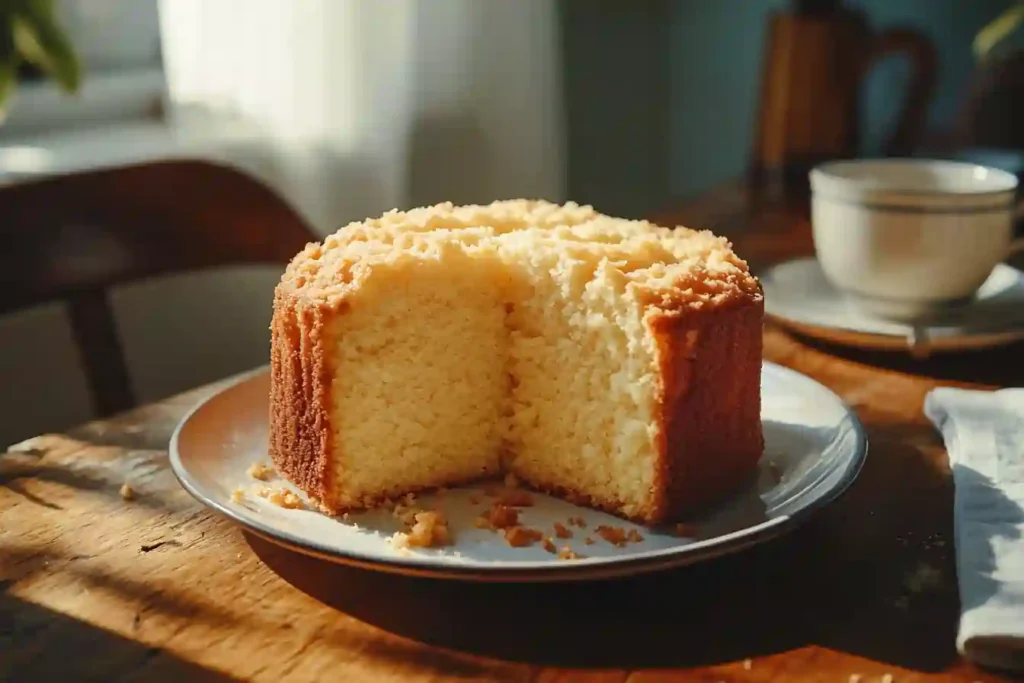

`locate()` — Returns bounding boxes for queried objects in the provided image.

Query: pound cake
[269,200,764,525]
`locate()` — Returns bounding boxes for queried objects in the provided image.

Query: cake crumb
[267,488,303,509]
[498,489,534,507]
[247,462,274,481]
[393,503,422,526]
[255,485,272,499]
[231,488,245,503]
[393,511,452,548]
[474,516,494,530]
[742,658,752,670]
[543,538,556,553]
[119,483,135,501]
[568,516,587,528]
[403,492,417,506]
[504,472,519,488]
[483,504,519,529]
[504,526,543,547]
[626,529,644,543]
[558,546,582,560]
[554,522,572,539]
[596,525,628,547]
[584,536,594,545]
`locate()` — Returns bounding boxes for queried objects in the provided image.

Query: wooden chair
[0,159,320,418]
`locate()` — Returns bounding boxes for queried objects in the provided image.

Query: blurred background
[1,0,1021,447]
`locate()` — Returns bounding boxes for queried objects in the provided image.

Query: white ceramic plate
[170,363,866,582]
[760,258,1024,356]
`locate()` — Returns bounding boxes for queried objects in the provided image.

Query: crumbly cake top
[278,199,761,308]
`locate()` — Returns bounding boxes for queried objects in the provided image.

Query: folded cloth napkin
[924,387,1024,672]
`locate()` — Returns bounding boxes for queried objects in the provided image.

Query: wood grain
[1,186,1018,681]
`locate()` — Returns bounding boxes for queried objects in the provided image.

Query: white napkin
[924,387,1024,672]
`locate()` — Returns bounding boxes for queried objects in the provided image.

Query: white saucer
[759,258,1024,357]
[170,364,866,583]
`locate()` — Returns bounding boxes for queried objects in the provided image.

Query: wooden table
[3,186,1022,682]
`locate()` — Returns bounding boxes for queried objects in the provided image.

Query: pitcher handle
[865,28,938,157]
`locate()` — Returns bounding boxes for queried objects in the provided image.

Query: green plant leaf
[974,2,1024,61]
[0,12,19,112]
[12,0,80,94]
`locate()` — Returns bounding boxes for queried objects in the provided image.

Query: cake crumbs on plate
[568,516,587,528]
[504,526,543,547]
[390,511,452,549]
[595,525,628,547]
[584,536,594,545]
[626,529,644,543]
[553,522,573,539]
[558,546,582,560]
[231,488,245,503]
[542,538,557,553]
[267,488,303,509]
[393,503,423,526]
[483,504,519,529]
[247,461,274,481]
[119,483,135,501]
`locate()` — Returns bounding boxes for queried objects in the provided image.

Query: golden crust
[268,286,336,509]
[647,289,765,524]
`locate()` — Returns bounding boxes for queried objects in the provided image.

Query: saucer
[758,258,1024,357]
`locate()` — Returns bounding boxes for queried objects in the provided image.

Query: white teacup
[810,158,1024,321]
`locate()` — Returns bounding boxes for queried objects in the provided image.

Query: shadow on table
[244,410,977,676]
[782,329,1024,387]
[0,594,236,682]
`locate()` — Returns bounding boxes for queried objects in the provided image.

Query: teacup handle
[1012,198,1024,258]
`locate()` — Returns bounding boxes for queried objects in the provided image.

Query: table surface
[4,182,1023,682]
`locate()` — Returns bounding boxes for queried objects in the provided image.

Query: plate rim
[169,361,868,582]
[759,257,1024,353]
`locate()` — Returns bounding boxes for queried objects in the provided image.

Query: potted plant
[0,0,80,115]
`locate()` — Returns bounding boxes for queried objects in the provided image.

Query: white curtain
[157,0,566,236]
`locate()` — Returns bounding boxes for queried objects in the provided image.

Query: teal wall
[561,0,1016,219]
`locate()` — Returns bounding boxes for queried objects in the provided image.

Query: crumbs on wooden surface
[390,511,452,550]
[247,461,274,481]
[119,483,135,501]
[503,526,543,547]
